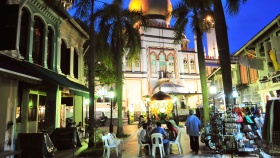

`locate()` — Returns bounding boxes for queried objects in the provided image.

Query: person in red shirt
[166,121,178,141]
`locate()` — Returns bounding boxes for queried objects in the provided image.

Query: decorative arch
[158,51,167,61]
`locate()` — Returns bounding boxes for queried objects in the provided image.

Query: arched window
[167,55,174,73]
[183,57,188,73]
[150,54,157,73]
[60,40,70,75]
[190,59,195,73]
[159,53,166,71]
[47,26,54,69]
[32,16,44,65]
[19,8,30,59]
[125,57,132,71]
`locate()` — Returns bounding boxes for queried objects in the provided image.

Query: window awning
[0,53,42,84]
[20,61,89,97]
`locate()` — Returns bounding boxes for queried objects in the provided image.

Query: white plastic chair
[137,131,151,156]
[110,133,124,149]
[102,134,119,158]
[169,130,182,154]
[151,133,165,158]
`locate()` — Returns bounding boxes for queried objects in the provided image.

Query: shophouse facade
[209,14,280,112]
[0,0,89,151]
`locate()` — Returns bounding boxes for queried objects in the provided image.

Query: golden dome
[128,0,172,24]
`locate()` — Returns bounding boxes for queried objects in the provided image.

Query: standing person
[150,121,170,155]
[185,110,201,154]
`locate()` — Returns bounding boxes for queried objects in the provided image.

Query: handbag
[243,124,252,132]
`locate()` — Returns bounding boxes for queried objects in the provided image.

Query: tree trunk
[195,25,210,124]
[115,36,124,137]
[213,0,234,107]
[88,0,95,148]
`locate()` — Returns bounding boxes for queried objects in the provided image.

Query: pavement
[53,122,259,158]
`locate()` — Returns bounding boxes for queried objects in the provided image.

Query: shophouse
[0,0,89,151]
[208,14,280,112]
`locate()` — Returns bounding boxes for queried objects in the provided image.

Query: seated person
[100,112,107,126]
[169,118,180,132]
[150,121,170,155]
[166,122,178,141]
[139,123,151,150]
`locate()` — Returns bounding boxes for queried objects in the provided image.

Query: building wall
[0,78,18,151]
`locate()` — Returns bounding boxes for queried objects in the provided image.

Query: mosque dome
[128,0,172,26]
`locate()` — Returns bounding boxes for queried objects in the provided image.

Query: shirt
[150,126,169,144]
[185,114,201,136]
[139,129,149,142]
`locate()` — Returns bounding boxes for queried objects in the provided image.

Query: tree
[93,0,148,137]
[172,0,213,123]
[213,0,247,107]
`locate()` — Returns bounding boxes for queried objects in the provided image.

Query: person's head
[156,121,161,127]
[167,122,173,129]
[190,110,194,115]
[143,123,148,130]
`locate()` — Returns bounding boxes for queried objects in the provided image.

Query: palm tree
[93,0,148,137]
[173,0,213,123]
[213,0,247,107]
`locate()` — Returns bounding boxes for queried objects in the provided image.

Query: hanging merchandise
[268,50,280,71]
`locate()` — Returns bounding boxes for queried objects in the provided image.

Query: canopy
[152,82,189,94]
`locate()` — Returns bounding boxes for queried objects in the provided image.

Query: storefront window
[28,94,37,121]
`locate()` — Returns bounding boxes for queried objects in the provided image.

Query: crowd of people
[139,109,201,155]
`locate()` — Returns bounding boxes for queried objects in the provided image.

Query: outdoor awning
[153,82,188,94]
[0,53,42,84]
[20,61,89,97]
[152,81,202,97]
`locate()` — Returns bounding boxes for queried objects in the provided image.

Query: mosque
[95,0,219,122]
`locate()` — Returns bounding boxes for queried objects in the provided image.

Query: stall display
[262,99,280,156]
[210,111,225,155]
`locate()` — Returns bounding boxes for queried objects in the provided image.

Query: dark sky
[124,0,280,54]
[73,0,280,54]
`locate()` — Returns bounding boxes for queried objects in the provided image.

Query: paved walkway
[54,123,259,158]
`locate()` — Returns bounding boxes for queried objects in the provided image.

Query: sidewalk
[54,123,258,158]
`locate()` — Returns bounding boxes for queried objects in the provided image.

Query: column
[43,27,48,68]
[20,86,30,133]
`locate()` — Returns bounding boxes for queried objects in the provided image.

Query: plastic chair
[169,130,182,154]
[151,133,165,158]
[102,134,119,158]
[108,133,124,149]
[137,131,151,156]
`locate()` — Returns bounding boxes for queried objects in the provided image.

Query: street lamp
[108,87,115,133]
[209,82,217,113]
[173,95,179,125]
[145,95,150,120]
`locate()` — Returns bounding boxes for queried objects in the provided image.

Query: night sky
[71,0,280,54]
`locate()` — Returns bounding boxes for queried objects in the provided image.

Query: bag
[245,115,254,124]
[243,124,252,132]
[237,112,243,122]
